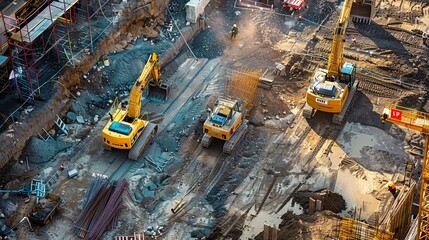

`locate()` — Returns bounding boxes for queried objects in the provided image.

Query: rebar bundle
[73,175,129,239]
[225,68,261,112]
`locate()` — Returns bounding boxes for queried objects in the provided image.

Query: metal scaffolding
[0,0,113,101]
[337,180,416,240]
[225,68,261,112]
[338,217,394,240]
[379,180,416,239]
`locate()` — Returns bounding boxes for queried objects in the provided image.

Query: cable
[98,0,112,24]
[165,3,197,60]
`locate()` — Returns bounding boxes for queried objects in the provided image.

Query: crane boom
[381,104,429,239]
[128,52,161,119]
[327,0,354,78]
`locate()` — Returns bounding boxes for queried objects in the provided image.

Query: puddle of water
[334,169,379,220]
[337,122,407,159]
[340,131,375,158]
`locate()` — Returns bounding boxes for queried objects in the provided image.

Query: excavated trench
[0,0,202,172]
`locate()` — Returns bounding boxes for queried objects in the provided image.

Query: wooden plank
[11,0,78,43]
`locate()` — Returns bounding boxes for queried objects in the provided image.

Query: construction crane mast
[381,104,429,239]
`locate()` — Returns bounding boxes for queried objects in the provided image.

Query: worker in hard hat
[387,181,397,197]
[230,24,238,39]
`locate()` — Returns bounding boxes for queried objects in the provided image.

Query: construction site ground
[1,0,429,239]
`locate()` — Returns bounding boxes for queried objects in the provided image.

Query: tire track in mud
[166,148,226,224]
[214,114,328,236]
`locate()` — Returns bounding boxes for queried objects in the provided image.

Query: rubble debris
[75,116,85,124]
[67,169,78,178]
[292,189,347,213]
[28,194,62,225]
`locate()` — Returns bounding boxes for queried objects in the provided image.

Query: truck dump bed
[28,193,62,225]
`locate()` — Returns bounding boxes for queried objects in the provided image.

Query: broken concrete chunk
[143,188,155,198]
[134,191,143,203]
[66,112,77,123]
[68,169,78,178]
[146,180,157,191]
[76,115,85,124]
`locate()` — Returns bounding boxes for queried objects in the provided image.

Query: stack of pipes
[73,175,129,239]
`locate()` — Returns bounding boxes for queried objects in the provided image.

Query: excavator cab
[339,62,356,87]
[148,81,170,102]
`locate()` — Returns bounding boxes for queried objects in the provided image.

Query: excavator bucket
[351,0,376,24]
[148,81,169,102]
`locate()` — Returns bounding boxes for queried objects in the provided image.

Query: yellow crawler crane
[381,104,429,239]
[303,0,358,124]
[101,52,169,160]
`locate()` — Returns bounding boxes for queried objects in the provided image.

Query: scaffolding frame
[225,68,261,112]
[0,0,113,102]
[338,217,394,240]
[379,180,416,239]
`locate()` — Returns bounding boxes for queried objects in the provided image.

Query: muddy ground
[0,0,429,239]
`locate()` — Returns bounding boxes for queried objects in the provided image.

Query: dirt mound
[397,91,426,110]
[21,137,72,164]
[254,211,341,240]
[292,189,346,213]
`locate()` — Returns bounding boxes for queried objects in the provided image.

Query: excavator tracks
[332,80,359,125]
[128,122,158,160]
[201,133,214,148]
[223,119,248,154]
[302,103,313,119]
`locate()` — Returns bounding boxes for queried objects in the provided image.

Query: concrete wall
[186,0,210,23]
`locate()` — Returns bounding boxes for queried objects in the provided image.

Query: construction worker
[230,24,238,39]
[199,14,206,30]
[387,181,397,196]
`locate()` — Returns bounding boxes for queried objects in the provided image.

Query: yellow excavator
[101,52,169,160]
[201,96,248,154]
[303,0,359,125]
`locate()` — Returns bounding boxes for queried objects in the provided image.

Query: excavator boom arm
[128,52,160,119]
[327,0,354,78]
